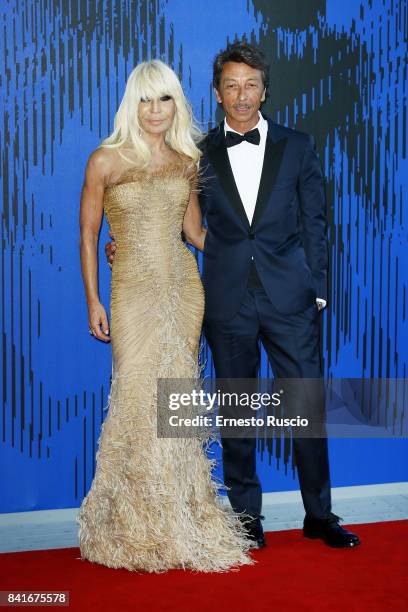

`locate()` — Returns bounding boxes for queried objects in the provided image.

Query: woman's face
[138,95,176,135]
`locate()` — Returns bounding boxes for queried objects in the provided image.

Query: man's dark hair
[213,42,269,91]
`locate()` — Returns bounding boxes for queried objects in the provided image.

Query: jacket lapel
[206,123,250,229]
[251,122,288,229]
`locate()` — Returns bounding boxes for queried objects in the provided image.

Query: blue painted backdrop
[1,0,407,512]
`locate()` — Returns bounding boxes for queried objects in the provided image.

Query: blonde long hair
[101,60,202,166]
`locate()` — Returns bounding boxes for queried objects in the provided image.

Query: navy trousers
[203,287,332,520]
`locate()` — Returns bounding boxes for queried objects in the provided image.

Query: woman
[77,60,252,572]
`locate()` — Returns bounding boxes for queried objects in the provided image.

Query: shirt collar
[224,112,268,138]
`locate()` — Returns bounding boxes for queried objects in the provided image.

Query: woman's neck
[141,131,168,153]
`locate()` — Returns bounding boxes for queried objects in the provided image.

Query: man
[107,42,360,549]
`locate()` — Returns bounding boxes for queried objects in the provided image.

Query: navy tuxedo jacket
[198,116,328,321]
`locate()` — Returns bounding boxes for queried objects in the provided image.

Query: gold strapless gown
[77,159,252,572]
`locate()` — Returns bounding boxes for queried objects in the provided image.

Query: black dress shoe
[239,515,266,549]
[303,512,361,548]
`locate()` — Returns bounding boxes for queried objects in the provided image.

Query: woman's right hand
[105,229,116,269]
[88,302,110,342]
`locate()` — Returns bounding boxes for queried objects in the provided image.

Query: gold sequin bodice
[103,160,197,285]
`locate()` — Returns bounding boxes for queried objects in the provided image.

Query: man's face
[215,61,266,132]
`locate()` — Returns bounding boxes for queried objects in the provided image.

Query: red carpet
[1,521,407,612]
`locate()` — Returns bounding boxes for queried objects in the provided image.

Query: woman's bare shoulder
[87,147,116,173]
[86,146,129,186]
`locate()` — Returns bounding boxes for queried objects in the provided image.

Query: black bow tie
[225,127,261,147]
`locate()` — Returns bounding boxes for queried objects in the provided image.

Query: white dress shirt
[224,113,267,225]
[224,113,326,310]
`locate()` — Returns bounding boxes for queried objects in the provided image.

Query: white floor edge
[0,482,407,553]
[262,481,408,504]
